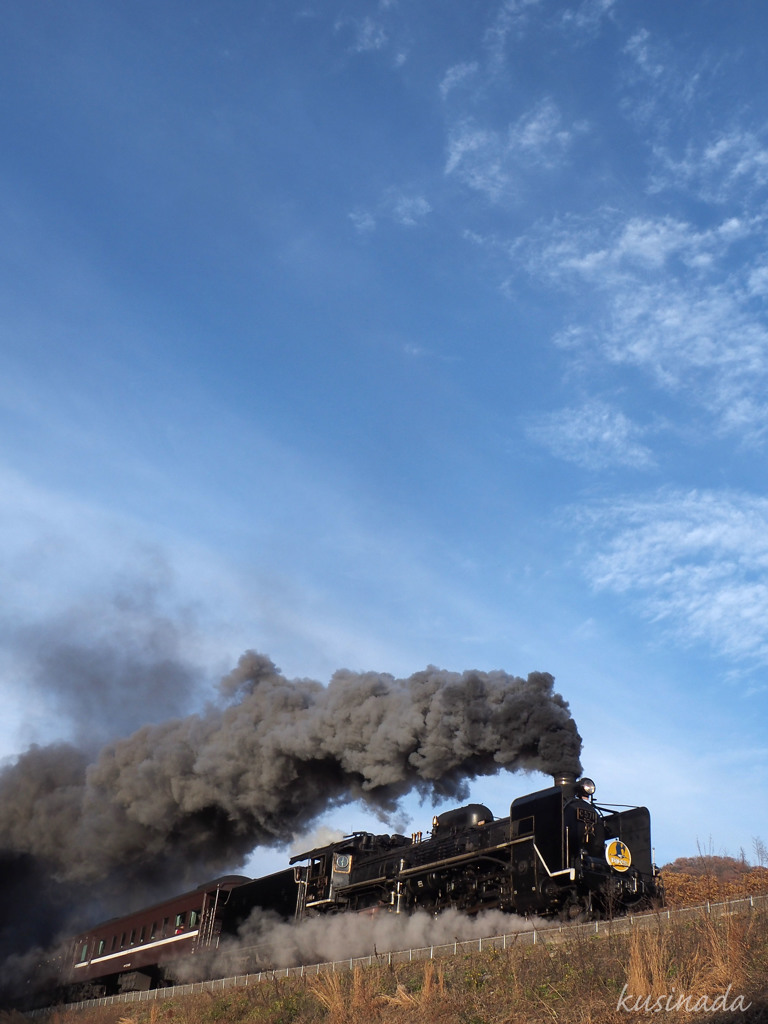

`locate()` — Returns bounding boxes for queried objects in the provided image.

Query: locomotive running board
[396,840,516,878]
[332,874,389,895]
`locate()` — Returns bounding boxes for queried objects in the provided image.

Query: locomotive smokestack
[553,771,577,787]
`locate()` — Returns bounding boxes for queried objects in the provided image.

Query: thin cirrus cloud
[519,210,757,283]
[335,15,389,54]
[349,189,432,233]
[574,490,768,668]
[619,28,704,128]
[445,20,768,450]
[483,0,544,66]
[603,282,768,436]
[439,61,479,100]
[620,29,768,204]
[386,190,432,227]
[512,207,768,440]
[484,0,618,70]
[526,400,654,470]
[650,128,768,204]
[558,0,618,35]
[445,99,578,200]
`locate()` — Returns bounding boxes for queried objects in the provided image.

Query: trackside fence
[29,892,768,1016]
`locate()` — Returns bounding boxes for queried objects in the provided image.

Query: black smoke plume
[0,652,581,989]
[2,570,204,751]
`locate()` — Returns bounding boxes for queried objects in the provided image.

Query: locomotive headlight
[578,778,596,797]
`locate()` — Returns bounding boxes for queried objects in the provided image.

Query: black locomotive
[291,771,660,921]
[62,772,662,997]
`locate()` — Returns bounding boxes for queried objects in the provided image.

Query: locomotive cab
[510,779,586,915]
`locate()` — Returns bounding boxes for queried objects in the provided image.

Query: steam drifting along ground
[0,651,581,982]
[178,906,548,983]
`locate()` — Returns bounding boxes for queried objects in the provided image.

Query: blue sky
[2,0,768,875]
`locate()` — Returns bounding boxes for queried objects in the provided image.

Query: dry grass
[617,909,768,1020]
[19,905,768,1024]
[625,925,670,1001]
[376,961,446,1010]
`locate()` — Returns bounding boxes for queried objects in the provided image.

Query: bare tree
[752,836,768,867]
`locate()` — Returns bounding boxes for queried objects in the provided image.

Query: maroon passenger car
[66,870,297,995]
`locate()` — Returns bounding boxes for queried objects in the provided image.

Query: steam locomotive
[62,772,662,997]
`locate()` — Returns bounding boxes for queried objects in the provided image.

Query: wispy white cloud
[623,28,665,82]
[445,123,506,198]
[484,0,544,67]
[445,99,579,200]
[439,61,479,100]
[650,128,768,203]
[747,263,768,297]
[617,25,768,211]
[619,27,704,127]
[521,211,756,280]
[576,490,768,666]
[349,189,431,232]
[558,0,618,36]
[349,209,376,233]
[509,99,575,166]
[603,281,768,433]
[526,400,655,470]
[385,190,432,226]
[336,15,389,53]
[514,209,768,439]
[485,0,619,70]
